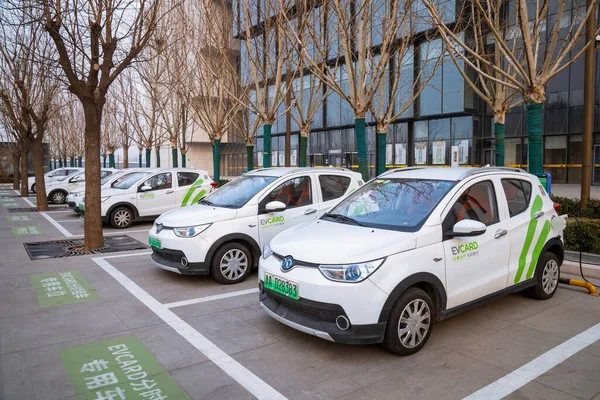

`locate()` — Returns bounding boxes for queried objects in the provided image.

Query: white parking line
[22,197,36,207]
[55,219,83,223]
[464,322,600,400]
[40,212,74,237]
[164,288,259,309]
[92,256,287,400]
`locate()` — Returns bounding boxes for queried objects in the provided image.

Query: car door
[442,179,510,309]
[136,172,176,217]
[175,171,203,207]
[257,174,319,247]
[315,173,354,214]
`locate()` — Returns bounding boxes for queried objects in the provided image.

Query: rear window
[178,172,199,187]
[319,175,351,202]
[501,179,532,217]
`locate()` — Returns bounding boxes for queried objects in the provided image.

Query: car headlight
[101,196,110,203]
[173,224,211,238]
[318,258,386,283]
[263,242,273,259]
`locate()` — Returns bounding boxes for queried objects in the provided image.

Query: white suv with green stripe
[93,168,215,229]
[259,167,568,355]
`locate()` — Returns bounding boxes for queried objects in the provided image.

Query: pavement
[2,184,600,400]
[552,184,600,199]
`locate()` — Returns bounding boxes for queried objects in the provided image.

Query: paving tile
[169,361,254,400]
[518,303,600,339]
[473,291,570,324]
[105,297,163,329]
[504,381,581,400]
[335,388,385,400]
[232,302,311,342]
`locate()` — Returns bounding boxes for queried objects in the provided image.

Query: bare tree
[39,0,165,250]
[102,96,120,167]
[0,112,23,190]
[116,74,136,168]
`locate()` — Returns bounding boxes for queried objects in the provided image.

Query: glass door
[594,145,600,185]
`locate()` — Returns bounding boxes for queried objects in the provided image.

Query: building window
[567,135,582,183]
[544,136,567,183]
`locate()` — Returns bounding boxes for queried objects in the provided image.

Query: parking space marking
[40,211,74,237]
[465,322,600,400]
[21,196,36,207]
[55,219,84,223]
[92,256,287,400]
[164,288,259,309]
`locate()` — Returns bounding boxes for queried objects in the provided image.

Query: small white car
[46,168,119,204]
[148,168,364,284]
[81,168,216,229]
[28,167,83,193]
[259,167,567,355]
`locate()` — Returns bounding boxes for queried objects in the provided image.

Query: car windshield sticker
[260,216,285,228]
[451,241,479,262]
[514,195,551,283]
[30,271,99,308]
[60,336,191,400]
[7,215,32,221]
[181,178,207,207]
[11,226,43,236]
[139,193,155,200]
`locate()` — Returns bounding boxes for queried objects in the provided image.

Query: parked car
[259,167,567,355]
[148,168,365,284]
[80,168,215,229]
[28,167,83,193]
[46,168,119,204]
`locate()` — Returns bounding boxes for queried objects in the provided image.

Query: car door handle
[166,190,174,194]
[304,208,317,215]
[534,211,544,219]
[494,229,508,239]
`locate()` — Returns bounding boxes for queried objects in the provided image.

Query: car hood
[100,188,128,197]
[271,219,417,264]
[155,204,237,226]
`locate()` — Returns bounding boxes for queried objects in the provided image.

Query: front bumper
[148,226,212,275]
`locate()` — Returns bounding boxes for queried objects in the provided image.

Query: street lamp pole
[581,0,597,208]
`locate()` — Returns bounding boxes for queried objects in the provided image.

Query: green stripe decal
[191,189,208,205]
[526,220,552,280]
[514,195,543,284]
[180,178,204,207]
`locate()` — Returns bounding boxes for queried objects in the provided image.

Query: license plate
[264,272,299,300]
[148,236,162,249]
[78,204,84,211]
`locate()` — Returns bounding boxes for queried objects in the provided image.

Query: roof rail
[458,166,526,180]
[379,167,427,177]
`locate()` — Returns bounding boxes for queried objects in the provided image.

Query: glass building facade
[225,0,600,184]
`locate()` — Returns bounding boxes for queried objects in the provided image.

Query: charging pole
[581,0,597,209]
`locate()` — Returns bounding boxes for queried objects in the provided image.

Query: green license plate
[264,272,299,300]
[148,236,162,249]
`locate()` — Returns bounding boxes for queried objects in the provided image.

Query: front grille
[265,289,341,322]
[152,248,185,263]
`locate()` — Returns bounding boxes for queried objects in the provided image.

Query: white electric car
[259,167,567,355]
[46,168,119,204]
[28,167,83,193]
[80,168,215,229]
[148,168,364,284]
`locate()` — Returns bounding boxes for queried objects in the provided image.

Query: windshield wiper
[323,213,366,227]
[198,199,214,206]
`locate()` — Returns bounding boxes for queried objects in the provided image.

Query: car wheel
[382,287,434,356]
[50,190,67,204]
[211,242,252,284]
[527,252,560,300]
[31,183,36,193]
[110,207,134,229]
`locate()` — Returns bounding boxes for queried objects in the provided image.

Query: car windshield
[112,172,152,189]
[323,178,456,232]
[100,173,120,185]
[200,175,277,209]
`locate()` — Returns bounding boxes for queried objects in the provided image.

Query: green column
[376,132,386,175]
[70,157,75,167]
[299,136,308,167]
[145,149,151,167]
[59,159,63,168]
[212,139,221,185]
[526,101,544,175]
[263,124,272,168]
[78,156,82,167]
[48,160,52,170]
[172,148,178,168]
[63,158,67,167]
[108,153,115,168]
[181,153,186,167]
[103,156,106,168]
[494,122,505,167]
[156,150,161,167]
[53,160,57,169]
[246,146,254,171]
[138,153,142,167]
[355,118,368,181]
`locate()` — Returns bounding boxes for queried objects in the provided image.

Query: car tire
[211,242,253,285]
[109,206,134,229]
[382,287,434,356]
[50,190,67,204]
[526,252,560,300]
[31,183,36,193]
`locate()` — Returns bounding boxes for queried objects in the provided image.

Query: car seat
[275,184,294,206]
[296,180,311,206]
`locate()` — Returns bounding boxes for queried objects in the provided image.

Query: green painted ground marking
[29,271,99,308]
[11,226,43,236]
[2,202,18,207]
[60,336,191,400]
[7,215,32,221]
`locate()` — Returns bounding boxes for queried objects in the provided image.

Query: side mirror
[264,201,287,213]
[448,219,487,237]
[139,185,152,192]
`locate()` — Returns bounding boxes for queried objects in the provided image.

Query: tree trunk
[78,156,83,167]
[494,122,505,167]
[63,157,67,167]
[376,132,387,175]
[355,118,369,181]
[20,148,28,197]
[59,158,63,168]
[145,148,151,167]
[526,101,544,175]
[263,124,272,168]
[32,139,49,211]
[53,159,57,169]
[108,153,115,168]
[12,153,20,190]
[212,139,221,185]
[103,156,107,168]
[70,157,75,167]
[138,151,142,168]
[82,102,105,251]
[181,152,186,167]
[156,148,161,167]
[122,146,128,168]
[246,145,254,171]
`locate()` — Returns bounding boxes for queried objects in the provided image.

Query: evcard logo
[260,216,285,228]
[140,193,155,200]
[451,241,479,262]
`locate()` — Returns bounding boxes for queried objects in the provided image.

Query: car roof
[155,167,209,174]
[381,166,530,181]
[246,167,356,177]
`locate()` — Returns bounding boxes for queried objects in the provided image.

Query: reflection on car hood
[271,220,417,264]
[100,188,128,197]
[155,204,237,226]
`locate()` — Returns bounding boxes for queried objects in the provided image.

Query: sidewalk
[552,184,600,199]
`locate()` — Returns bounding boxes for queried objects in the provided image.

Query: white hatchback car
[46,168,119,204]
[29,167,83,193]
[80,168,215,229]
[259,167,567,355]
[148,168,364,284]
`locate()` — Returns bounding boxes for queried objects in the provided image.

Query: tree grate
[23,235,148,260]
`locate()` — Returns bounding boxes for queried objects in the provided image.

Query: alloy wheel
[219,249,248,281]
[113,210,132,227]
[542,259,559,294]
[398,298,431,348]
[52,192,65,204]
